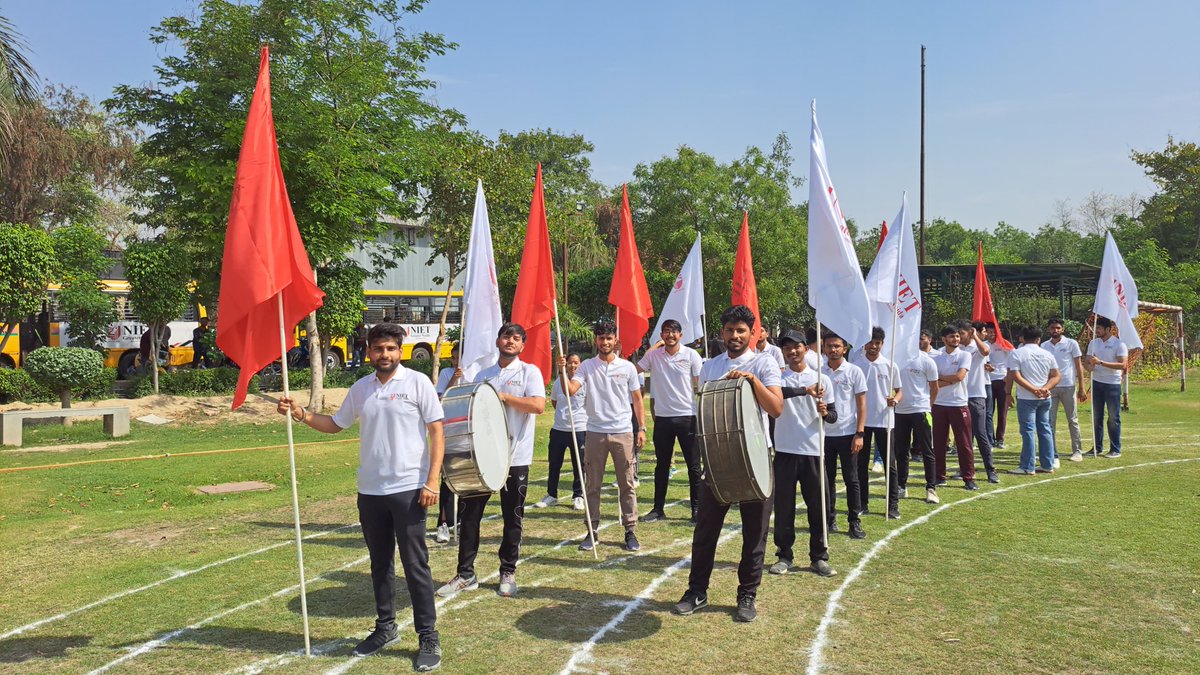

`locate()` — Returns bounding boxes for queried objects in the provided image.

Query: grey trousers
[1048,386,1082,456]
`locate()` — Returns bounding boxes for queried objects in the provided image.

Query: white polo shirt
[435,367,459,396]
[550,375,588,432]
[775,366,834,456]
[1088,336,1129,385]
[1041,337,1082,388]
[333,368,444,496]
[896,352,939,415]
[572,355,641,434]
[757,342,786,369]
[1009,343,1059,401]
[850,353,901,429]
[960,341,990,399]
[820,359,867,437]
[474,358,544,466]
[700,350,783,443]
[637,344,702,418]
[988,345,1010,382]
[933,348,971,407]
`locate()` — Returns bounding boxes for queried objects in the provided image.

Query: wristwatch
[854,431,864,439]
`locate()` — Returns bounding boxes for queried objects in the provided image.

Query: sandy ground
[0,387,351,426]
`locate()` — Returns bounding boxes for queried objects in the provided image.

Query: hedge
[130,367,259,398]
[0,366,117,404]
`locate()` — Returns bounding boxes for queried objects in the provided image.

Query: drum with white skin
[441,382,511,496]
[696,377,772,504]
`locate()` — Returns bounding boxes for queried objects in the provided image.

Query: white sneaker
[633,477,641,488]
[435,575,478,598]
[926,488,940,504]
[435,523,450,543]
[1070,451,1083,462]
[668,466,679,478]
[497,572,518,598]
[871,461,884,474]
[1053,457,1061,470]
[534,495,557,509]
[573,496,585,511]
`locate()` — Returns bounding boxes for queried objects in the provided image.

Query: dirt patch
[5,440,137,454]
[0,388,350,426]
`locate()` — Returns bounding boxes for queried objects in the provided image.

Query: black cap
[779,330,806,346]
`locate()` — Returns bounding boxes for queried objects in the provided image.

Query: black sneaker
[415,634,441,672]
[642,510,665,522]
[578,531,597,551]
[987,470,1000,484]
[849,522,866,539]
[624,530,641,552]
[352,623,399,657]
[964,480,980,491]
[672,590,708,615]
[886,507,901,520]
[827,521,840,534]
[734,595,757,623]
[935,480,948,487]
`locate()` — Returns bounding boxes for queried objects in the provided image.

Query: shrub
[23,347,105,407]
[0,368,51,403]
[130,367,258,398]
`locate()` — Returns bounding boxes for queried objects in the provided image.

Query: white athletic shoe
[534,495,558,509]
[1069,451,1083,462]
[871,460,884,474]
[633,476,641,488]
[435,575,478,598]
[669,466,679,478]
[497,573,518,598]
[1053,457,1061,470]
[768,559,791,575]
[435,523,450,543]
[926,488,940,504]
[573,496,585,511]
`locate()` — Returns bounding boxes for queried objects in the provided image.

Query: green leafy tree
[1131,137,1200,263]
[108,0,460,411]
[23,346,103,409]
[51,223,118,352]
[313,260,368,369]
[123,238,191,394]
[0,224,55,357]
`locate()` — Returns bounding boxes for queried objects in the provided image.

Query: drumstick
[552,297,598,559]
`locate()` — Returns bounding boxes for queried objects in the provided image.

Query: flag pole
[553,298,598,558]
[1089,312,1099,458]
[816,321,828,546]
[278,293,311,656]
[885,308,898,520]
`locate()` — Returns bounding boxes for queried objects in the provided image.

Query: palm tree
[0,13,39,150]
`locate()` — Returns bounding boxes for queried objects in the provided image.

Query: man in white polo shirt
[1007,324,1060,474]
[1041,317,1086,462]
[277,323,444,670]
[895,335,941,504]
[959,320,998,484]
[1085,316,1129,458]
[820,330,868,538]
[438,323,544,600]
[933,325,977,491]
[984,323,1011,450]
[849,326,902,518]
[672,305,782,624]
[637,319,703,522]
[562,320,645,553]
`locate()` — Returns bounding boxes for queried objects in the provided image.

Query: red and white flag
[866,193,922,365]
[807,102,872,348]
[651,232,705,345]
[1094,232,1142,349]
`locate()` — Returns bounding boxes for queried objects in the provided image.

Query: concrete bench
[0,407,130,447]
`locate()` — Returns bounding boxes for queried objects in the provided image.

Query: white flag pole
[277,293,311,656]
[1089,312,1099,458]
[816,321,828,546]
[553,298,598,559]
[885,307,898,520]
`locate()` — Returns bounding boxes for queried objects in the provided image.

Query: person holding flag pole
[1087,232,1139,458]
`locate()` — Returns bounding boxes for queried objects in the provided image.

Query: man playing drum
[770,330,838,578]
[560,320,646,552]
[820,331,868,539]
[438,323,545,599]
[672,305,782,623]
[277,323,444,670]
[636,319,703,523]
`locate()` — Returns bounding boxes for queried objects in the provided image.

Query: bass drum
[696,377,772,504]
[441,381,511,496]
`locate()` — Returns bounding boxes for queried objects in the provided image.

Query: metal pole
[1089,313,1099,458]
[1179,311,1186,393]
[919,45,927,265]
[278,294,311,656]
[816,321,828,546]
[553,297,598,558]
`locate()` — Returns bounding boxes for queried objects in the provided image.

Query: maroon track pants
[932,404,975,482]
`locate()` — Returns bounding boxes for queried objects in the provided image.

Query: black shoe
[353,623,400,657]
[859,504,870,515]
[578,531,597,551]
[827,521,840,533]
[690,507,699,524]
[935,480,948,487]
[624,530,641,552]
[887,508,901,520]
[987,470,1000,484]
[642,510,665,522]
[849,522,866,539]
[672,590,708,615]
[415,634,441,671]
[734,595,757,623]
[964,480,980,491]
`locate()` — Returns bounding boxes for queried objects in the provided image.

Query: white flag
[807,102,873,348]
[1093,231,1142,350]
[866,193,922,366]
[652,233,706,345]
[460,180,504,380]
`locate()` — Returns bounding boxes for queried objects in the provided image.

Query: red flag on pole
[607,185,654,358]
[731,211,763,344]
[877,220,888,252]
[972,242,1014,350]
[511,164,556,384]
[217,46,324,410]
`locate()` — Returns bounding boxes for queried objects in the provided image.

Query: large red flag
[972,242,1014,350]
[217,47,325,409]
[731,211,763,344]
[511,164,556,384]
[607,185,654,358]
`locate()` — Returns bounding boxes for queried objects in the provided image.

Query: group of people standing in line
[274,306,1131,670]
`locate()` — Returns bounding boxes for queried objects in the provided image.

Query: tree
[23,346,103,411]
[0,86,137,228]
[108,0,461,411]
[0,13,39,150]
[0,224,55,356]
[313,259,367,369]
[123,238,191,394]
[1131,136,1200,263]
[51,223,118,352]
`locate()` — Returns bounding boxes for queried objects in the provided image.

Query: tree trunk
[150,324,160,395]
[430,266,457,386]
[306,311,324,412]
[59,389,73,426]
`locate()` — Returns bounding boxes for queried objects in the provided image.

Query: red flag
[731,211,763,344]
[877,220,888,252]
[972,242,1014,350]
[217,47,324,409]
[607,185,654,358]
[511,164,556,384]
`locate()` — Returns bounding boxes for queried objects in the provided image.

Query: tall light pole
[919,44,927,264]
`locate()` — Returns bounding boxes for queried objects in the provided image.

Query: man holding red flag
[970,243,1010,484]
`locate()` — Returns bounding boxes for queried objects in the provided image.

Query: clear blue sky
[8,0,1199,232]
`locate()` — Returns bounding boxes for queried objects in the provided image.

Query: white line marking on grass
[85,554,372,675]
[805,456,1200,675]
[0,523,362,641]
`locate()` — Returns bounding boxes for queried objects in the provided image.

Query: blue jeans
[1016,398,1055,472]
[1092,381,1122,454]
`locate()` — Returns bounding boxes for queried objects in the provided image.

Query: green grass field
[1,376,1197,674]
